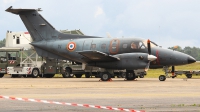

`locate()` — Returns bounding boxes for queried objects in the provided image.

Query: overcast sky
[0,0,200,48]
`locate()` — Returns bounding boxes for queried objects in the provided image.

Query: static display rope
[0,95,144,112]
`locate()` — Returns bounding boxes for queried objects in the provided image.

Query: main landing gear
[99,72,112,81]
[99,70,136,81]
[126,70,136,81]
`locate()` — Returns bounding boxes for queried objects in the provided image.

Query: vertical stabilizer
[5,6,60,42]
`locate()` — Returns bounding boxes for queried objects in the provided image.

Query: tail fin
[5,6,60,42]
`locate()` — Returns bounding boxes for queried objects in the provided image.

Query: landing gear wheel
[159,75,166,81]
[126,72,136,80]
[62,68,71,78]
[75,74,82,78]
[85,73,90,78]
[121,72,126,78]
[100,72,111,81]
[0,73,4,78]
[139,74,144,78]
[45,74,55,78]
[186,74,192,78]
[31,69,39,78]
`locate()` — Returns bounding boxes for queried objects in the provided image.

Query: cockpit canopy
[129,40,158,50]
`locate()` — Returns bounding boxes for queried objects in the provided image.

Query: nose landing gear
[159,66,176,81]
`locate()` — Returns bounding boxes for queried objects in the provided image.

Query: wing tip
[5,6,12,12]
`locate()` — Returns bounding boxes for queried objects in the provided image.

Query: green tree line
[0,38,200,60]
[0,38,5,47]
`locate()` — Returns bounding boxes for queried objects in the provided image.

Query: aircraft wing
[77,50,120,62]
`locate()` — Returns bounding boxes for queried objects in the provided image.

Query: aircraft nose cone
[188,56,196,64]
[148,55,157,61]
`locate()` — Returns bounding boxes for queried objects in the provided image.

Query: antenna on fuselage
[106,32,112,38]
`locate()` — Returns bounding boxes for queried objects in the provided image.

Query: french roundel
[67,42,76,51]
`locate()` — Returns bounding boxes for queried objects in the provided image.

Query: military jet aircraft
[6,6,196,81]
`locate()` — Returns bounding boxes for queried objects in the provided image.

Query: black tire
[186,74,192,78]
[62,68,71,78]
[139,74,144,78]
[31,68,39,78]
[126,72,136,80]
[44,74,55,78]
[121,72,126,78]
[85,73,90,78]
[159,75,166,81]
[100,72,111,81]
[0,73,4,78]
[75,74,82,78]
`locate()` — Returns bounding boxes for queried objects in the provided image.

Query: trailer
[174,70,200,78]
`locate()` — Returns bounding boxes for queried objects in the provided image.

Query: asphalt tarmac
[0,76,200,112]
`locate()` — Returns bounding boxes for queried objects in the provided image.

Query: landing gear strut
[159,66,177,81]
[159,66,170,81]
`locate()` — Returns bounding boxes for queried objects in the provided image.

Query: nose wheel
[158,66,171,81]
[159,75,166,81]
[159,66,177,81]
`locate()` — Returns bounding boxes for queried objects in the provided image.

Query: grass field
[147,62,200,78]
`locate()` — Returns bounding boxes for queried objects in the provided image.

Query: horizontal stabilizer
[5,6,41,14]
[77,50,120,62]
